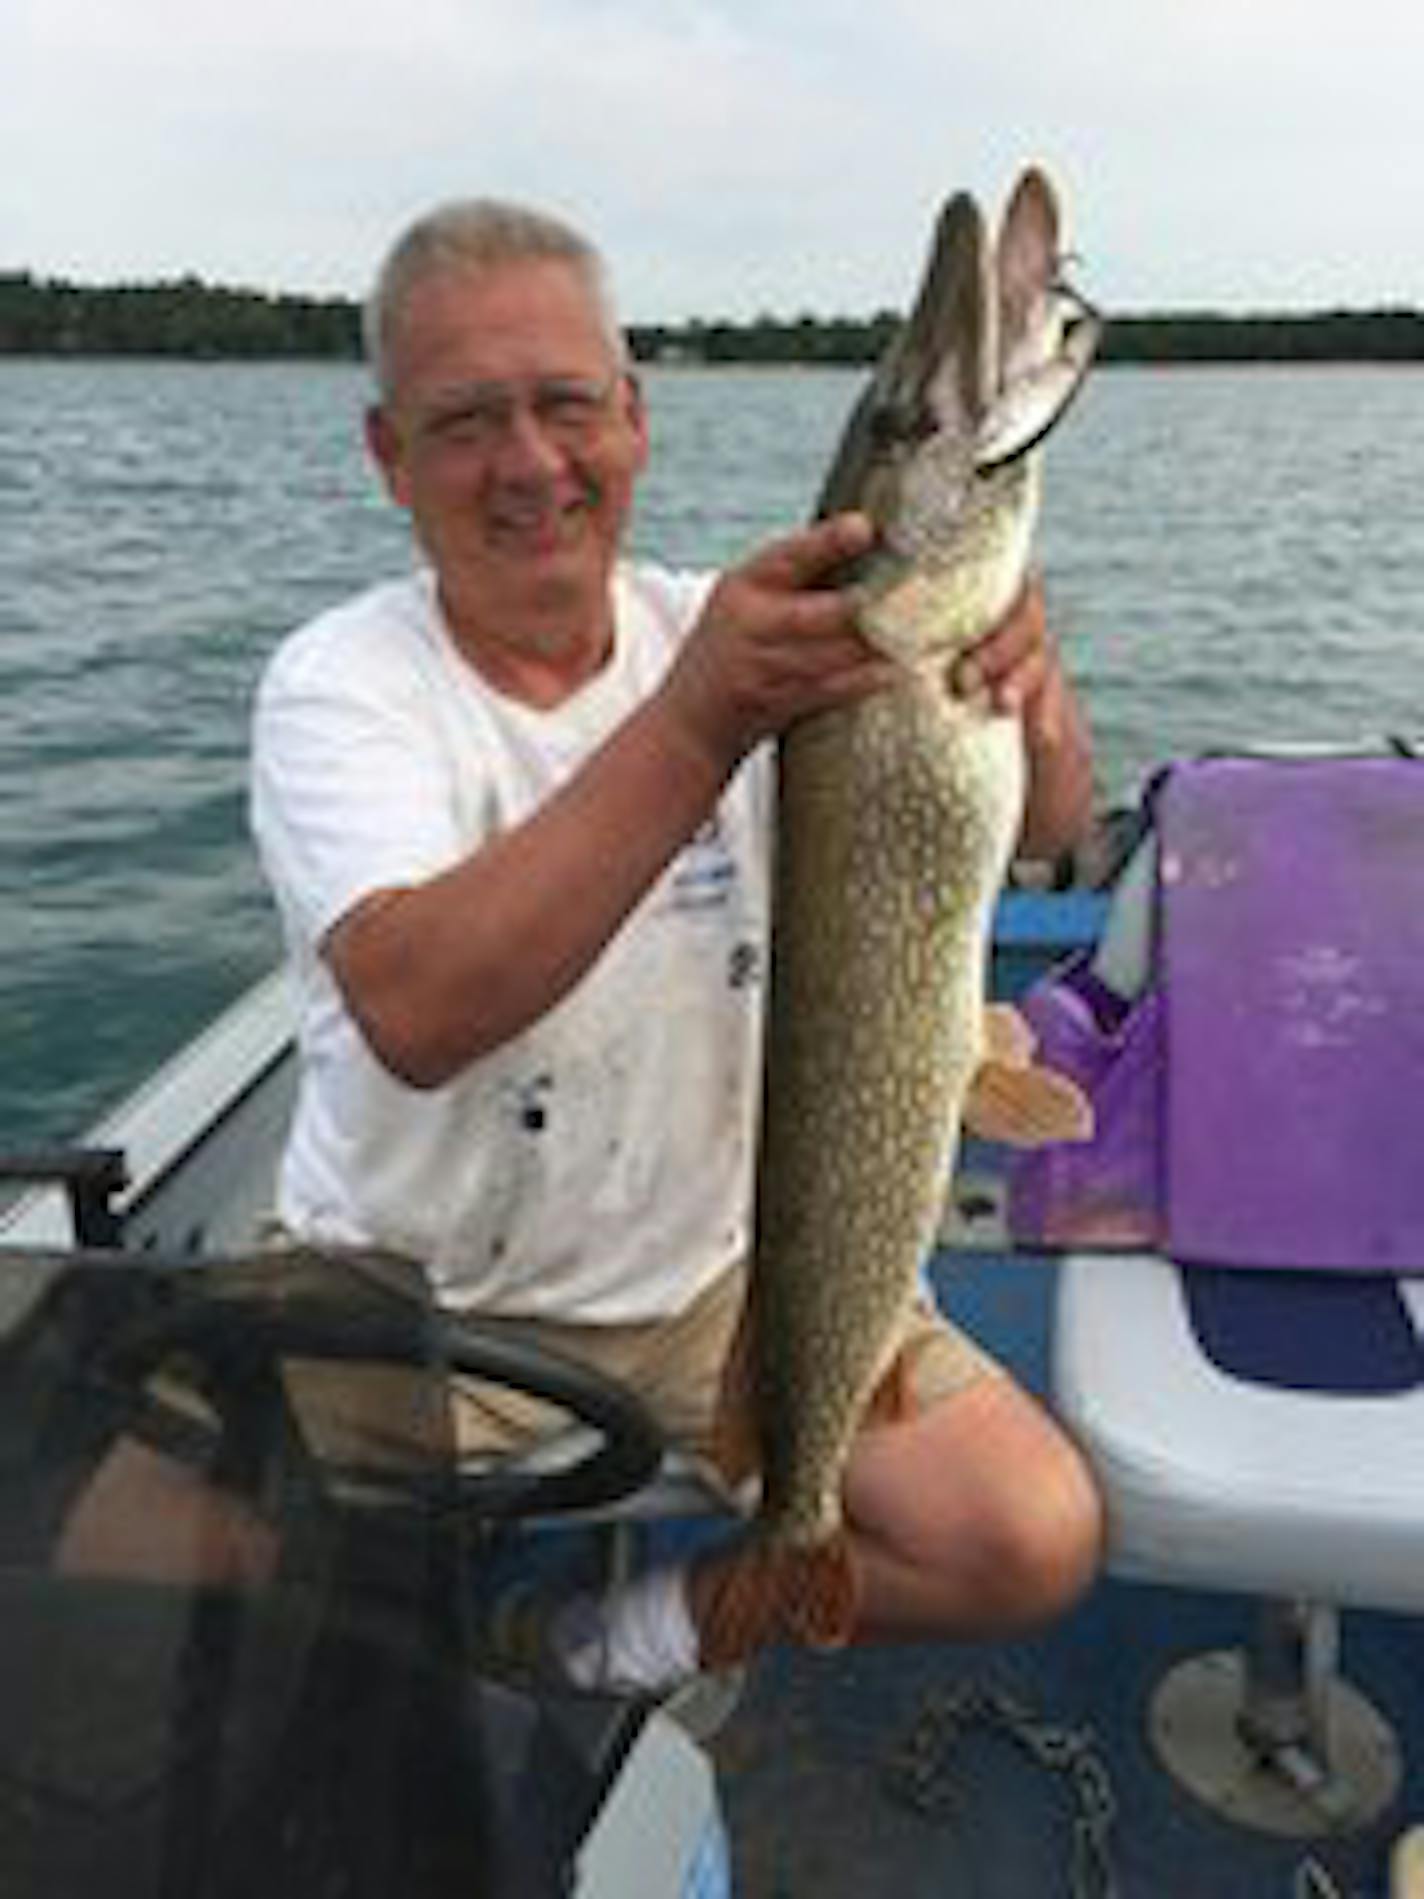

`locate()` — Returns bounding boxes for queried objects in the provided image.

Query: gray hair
[363,198,627,396]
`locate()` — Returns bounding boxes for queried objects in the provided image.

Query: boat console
[0,1234,724,1896]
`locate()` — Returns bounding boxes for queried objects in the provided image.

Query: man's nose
[491,400,568,475]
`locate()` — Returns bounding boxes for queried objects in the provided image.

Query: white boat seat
[1055,1252,1424,1612]
[1054,1245,1424,1831]
[1041,753,1424,1830]
[1048,754,1424,1613]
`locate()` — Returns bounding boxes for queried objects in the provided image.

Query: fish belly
[751,680,1024,1545]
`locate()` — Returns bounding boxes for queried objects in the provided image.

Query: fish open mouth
[973,274,1102,474]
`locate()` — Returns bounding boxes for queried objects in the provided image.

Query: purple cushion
[1160,757,1424,1273]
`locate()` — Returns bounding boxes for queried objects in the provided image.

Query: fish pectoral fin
[982,1001,1037,1069]
[698,1533,860,1671]
[969,1004,1092,1146]
[963,1057,1094,1147]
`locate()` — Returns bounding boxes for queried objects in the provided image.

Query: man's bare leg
[54,1439,280,1587]
[684,1374,1102,1655]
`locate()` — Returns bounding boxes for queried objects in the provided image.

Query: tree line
[3,270,1423,364]
[0,273,360,359]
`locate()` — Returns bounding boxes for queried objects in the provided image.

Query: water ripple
[5,358,1424,1141]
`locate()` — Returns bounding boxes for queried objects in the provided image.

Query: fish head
[816,189,988,539]
[818,166,1100,668]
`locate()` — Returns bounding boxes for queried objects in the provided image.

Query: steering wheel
[95,1260,665,1523]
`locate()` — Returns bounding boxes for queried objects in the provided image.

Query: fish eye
[869,397,932,449]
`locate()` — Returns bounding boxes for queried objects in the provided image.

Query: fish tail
[697,1532,860,1671]
[778,1534,861,1648]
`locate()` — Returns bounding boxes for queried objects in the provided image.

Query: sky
[6,0,1422,323]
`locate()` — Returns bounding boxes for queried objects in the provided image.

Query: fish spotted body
[704,166,1099,1662]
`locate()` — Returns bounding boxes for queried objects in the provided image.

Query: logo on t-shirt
[655,807,765,996]
[667,813,738,915]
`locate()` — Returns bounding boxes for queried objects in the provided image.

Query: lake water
[3,359,1423,1147]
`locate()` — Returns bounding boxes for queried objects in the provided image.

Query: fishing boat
[3,748,1423,1898]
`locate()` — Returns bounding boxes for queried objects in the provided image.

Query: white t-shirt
[249,563,772,1324]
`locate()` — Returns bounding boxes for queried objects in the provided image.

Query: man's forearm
[1018,658,1095,861]
[323,513,897,1089]
[327,687,734,1088]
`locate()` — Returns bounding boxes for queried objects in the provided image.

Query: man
[248,199,1102,1694]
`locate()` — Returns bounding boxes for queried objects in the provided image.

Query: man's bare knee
[980,1439,1104,1623]
[841,1376,1105,1638]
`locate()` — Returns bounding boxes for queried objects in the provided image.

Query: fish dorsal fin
[964,1054,1094,1148]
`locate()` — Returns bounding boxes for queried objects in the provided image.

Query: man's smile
[486,481,596,553]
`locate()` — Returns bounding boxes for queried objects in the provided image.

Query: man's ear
[365,403,410,507]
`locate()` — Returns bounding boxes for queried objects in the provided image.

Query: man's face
[367,258,648,655]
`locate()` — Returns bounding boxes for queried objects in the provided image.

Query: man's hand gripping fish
[703,166,1100,1665]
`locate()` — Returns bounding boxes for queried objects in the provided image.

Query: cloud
[6,0,1424,315]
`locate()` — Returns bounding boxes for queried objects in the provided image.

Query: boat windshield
[0,1243,646,1899]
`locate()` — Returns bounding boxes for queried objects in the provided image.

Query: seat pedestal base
[1148,1607,1401,1838]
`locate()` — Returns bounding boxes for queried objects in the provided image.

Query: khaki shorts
[271,1242,1000,1486]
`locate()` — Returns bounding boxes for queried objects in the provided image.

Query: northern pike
[704,166,1100,1662]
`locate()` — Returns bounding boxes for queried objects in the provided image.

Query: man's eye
[418,378,611,449]
[435,404,502,440]
[538,386,600,425]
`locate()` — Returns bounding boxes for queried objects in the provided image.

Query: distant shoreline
[3,272,1423,364]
